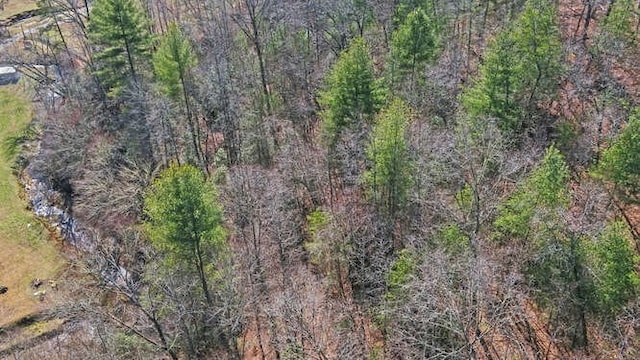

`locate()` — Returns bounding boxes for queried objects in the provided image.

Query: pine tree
[527,232,593,349]
[462,0,562,134]
[153,24,196,101]
[591,221,639,315]
[394,0,435,24]
[595,109,640,204]
[494,145,570,240]
[88,0,152,95]
[143,164,227,306]
[365,98,413,217]
[512,0,562,107]
[462,29,524,133]
[153,24,202,167]
[389,6,440,81]
[602,0,639,45]
[494,145,594,348]
[319,37,385,147]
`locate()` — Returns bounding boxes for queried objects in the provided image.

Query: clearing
[0,84,65,330]
[0,0,37,20]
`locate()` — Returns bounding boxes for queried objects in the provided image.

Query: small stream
[23,169,133,288]
[22,170,94,251]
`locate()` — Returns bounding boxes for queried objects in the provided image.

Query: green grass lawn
[0,85,65,328]
[0,0,38,20]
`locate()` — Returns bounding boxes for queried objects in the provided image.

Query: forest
[1,0,640,358]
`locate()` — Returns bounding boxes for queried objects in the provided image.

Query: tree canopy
[602,0,639,45]
[153,24,197,101]
[591,221,639,315]
[319,37,385,146]
[88,0,152,95]
[494,145,570,240]
[143,164,226,305]
[595,109,640,204]
[389,6,440,79]
[365,98,413,217]
[462,0,562,134]
[23,0,640,357]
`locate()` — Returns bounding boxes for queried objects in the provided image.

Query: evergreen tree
[512,0,562,106]
[602,0,639,45]
[385,249,415,301]
[153,24,202,167]
[319,37,385,147]
[88,0,152,95]
[494,145,594,348]
[389,6,440,81]
[595,109,640,204]
[494,145,570,240]
[143,164,227,306]
[394,0,435,24]
[591,221,640,315]
[527,232,593,349]
[365,98,413,217]
[462,31,522,133]
[462,0,562,134]
[153,24,196,101]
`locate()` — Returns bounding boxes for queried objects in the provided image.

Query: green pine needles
[365,98,413,217]
[462,0,562,135]
[389,6,441,81]
[595,109,640,204]
[319,37,385,146]
[494,145,570,241]
[153,24,197,100]
[89,0,152,96]
[143,164,227,305]
[591,221,640,315]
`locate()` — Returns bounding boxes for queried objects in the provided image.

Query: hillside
[2,0,640,359]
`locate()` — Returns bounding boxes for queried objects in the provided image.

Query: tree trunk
[180,75,205,171]
[195,239,213,306]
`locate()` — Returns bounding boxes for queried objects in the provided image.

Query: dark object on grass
[31,278,43,289]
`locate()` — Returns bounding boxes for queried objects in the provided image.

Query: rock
[0,285,7,295]
[0,66,20,85]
